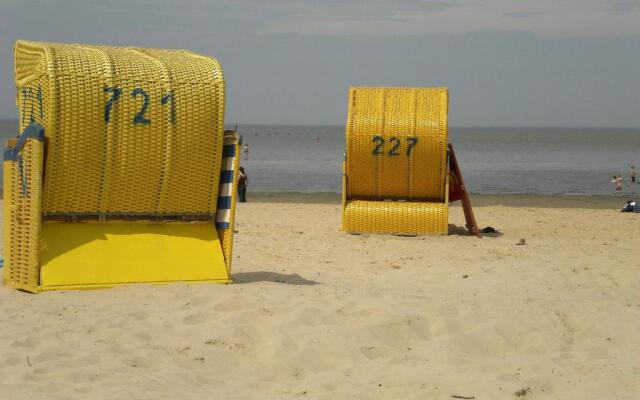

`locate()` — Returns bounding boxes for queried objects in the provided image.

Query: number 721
[104,87,175,125]
[372,136,418,156]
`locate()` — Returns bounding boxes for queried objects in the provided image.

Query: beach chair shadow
[448,224,502,237]
[232,271,320,286]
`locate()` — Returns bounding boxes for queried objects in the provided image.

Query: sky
[0,0,639,127]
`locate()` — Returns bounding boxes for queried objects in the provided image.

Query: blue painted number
[388,137,400,156]
[104,87,122,123]
[104,87,176,125]
[20,86,45,125]
[131,88,151,125]
[406,137,418,156]
[161,91,176,123]
[372,136,385,155]
[371,136,419,157]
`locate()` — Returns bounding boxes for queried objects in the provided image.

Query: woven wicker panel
[343,200,448,235]
[14,40,224,215]
[346,87,448,200]
[3,139,44,292]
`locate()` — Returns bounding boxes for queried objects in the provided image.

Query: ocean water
[1,119,639,195]
[233,125,640,195]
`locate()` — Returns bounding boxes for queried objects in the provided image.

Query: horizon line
[0,118,638,130]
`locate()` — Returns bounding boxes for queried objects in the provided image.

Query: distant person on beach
[630,165,636,184]
[612,175,622,193]
[243,143,249,160]
[238,167,248,202]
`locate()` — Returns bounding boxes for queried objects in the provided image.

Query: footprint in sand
[360,345,393,360]
[134,330,152,342]
[11,336,38,348]
[182,312,206,325]
[31,350,68,364]
[122,354,162,369]
[2,356,23,367]
[214,298,251,312]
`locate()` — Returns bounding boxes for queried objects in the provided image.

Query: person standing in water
[237,167,248,202]
[612,175,623,193]
[630,165,636,184]
[243,143,249,160]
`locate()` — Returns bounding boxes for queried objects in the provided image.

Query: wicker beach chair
[342,87,479,236]
[3,41,240,292]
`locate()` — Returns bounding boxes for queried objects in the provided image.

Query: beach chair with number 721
[3,40,240,292]
[341,87,480,236]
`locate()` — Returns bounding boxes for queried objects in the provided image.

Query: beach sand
[0,196,638,399]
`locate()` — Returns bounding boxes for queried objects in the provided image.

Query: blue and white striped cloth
[215,133,237,229]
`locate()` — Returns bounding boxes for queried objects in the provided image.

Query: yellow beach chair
[3,41,240,292]
[342,87,479,236]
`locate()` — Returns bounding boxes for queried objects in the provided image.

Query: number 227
[372,136,418,156]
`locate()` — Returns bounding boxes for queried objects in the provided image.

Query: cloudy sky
[1,0,639,126]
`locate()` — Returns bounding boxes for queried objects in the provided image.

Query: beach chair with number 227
[342,87,479,236]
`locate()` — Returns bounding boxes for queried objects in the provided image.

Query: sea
[1,119,638,195]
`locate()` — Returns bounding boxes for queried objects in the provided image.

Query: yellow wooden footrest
[39,221,229,290]
[343,200,448,235]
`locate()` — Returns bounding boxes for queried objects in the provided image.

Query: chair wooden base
[448,143,481,237]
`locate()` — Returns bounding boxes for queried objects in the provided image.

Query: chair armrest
[3,123,45,161]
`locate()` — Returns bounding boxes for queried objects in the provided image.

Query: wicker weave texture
[346,87,448,200]
[14,40,225,215]
[3,138,44,292]
[342,87,450,235]
[344,200,447,235]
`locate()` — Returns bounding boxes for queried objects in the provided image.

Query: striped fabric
[215,134,237,229]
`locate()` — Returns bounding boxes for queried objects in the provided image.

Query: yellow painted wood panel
[40,222,228,287]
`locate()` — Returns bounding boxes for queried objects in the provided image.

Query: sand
[0,197,639,399]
